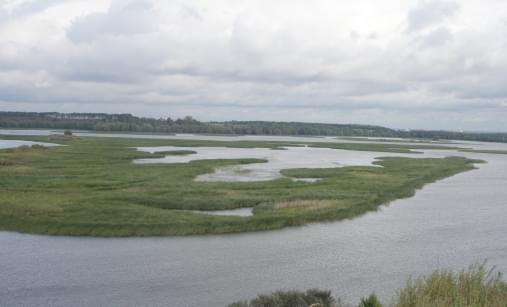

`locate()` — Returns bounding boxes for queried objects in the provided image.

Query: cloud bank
[1,0,506,131]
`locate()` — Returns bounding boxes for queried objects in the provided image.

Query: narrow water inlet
[190,207,253,217]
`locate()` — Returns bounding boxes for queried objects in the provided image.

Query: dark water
[1,135,507,306]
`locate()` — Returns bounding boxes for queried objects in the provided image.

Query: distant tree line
[1,111,506,143]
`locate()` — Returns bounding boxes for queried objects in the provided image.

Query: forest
[1,111,506,142]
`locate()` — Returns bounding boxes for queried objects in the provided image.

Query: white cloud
[0,0,506,131]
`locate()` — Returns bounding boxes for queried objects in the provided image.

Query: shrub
[358,294,382,307]
[228,289,337,307]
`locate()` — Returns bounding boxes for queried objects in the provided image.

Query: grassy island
[0,135,481,236]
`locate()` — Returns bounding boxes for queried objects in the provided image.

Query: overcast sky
[1,0,506,131]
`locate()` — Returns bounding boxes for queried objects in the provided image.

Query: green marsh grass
[0,135,481,236]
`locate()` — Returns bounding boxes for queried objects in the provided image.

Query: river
[0,133,506,306]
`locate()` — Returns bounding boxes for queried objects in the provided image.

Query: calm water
[192,208,254,217]
[1,133,507,306]
[0,129,461,147]
[0,139,57,149]
[136,146,467,182]
[135,145,392,182]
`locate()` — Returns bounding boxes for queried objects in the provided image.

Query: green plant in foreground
[228,289,337,307]
[227,264,507,307]
[394,263,507,307]
[359,294,382,307]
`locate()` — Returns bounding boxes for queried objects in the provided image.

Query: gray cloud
[67,0,157,43]
[0,0,62,23]
[407,0,460,32]
[0,0,506,131]
[416,27,454,48]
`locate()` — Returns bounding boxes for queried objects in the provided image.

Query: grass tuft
[394,262,507,307]
[359,294,383,307]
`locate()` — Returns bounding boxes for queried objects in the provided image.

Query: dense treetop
[1,111,505,143]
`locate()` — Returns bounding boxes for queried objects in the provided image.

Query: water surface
[135,146,466,182]
[192,208,253,217]
[0,139,58,149]
[0,129,469,147]
[0,133,506,307]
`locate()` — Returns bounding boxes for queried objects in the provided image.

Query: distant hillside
[1,111,506,143]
